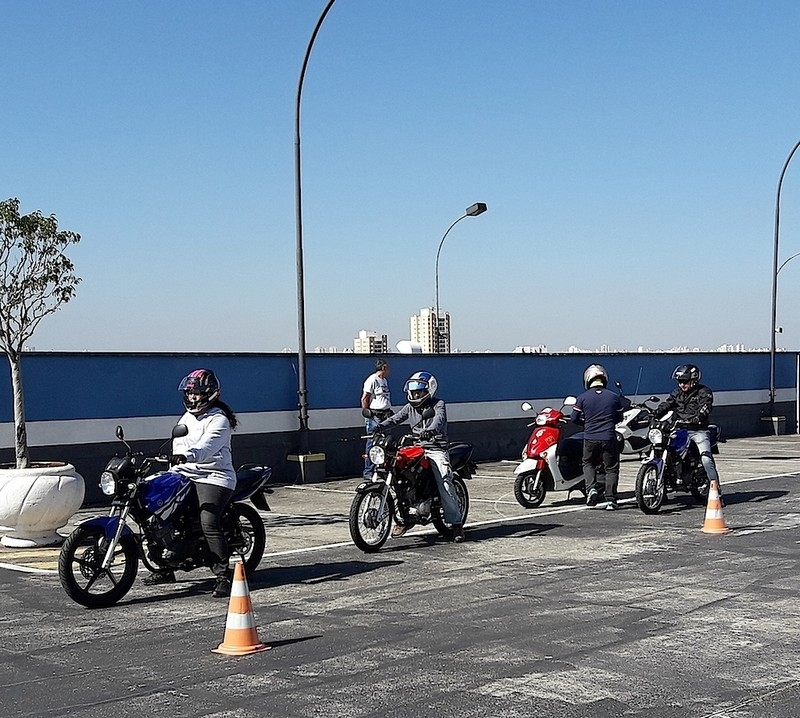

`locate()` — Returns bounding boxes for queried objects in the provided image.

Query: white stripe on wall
[0,388,777,448]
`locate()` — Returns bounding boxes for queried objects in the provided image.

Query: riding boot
[452,524,465,543]
[142,569,175,585]
[212,568,233,598]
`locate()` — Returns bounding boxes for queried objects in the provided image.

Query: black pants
[194,482,234,576]
[582,439,620,501]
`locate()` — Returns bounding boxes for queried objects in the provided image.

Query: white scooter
[614,381,661,456]
[513,397,594,509]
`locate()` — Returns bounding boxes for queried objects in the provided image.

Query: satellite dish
[396,340,423,354]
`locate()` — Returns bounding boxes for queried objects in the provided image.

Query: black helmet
[178,368,220,415]
[672,364,701,385]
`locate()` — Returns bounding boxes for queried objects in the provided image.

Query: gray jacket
[378,397,448,450]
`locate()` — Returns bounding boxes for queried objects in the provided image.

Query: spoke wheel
[514,470,547,508]
[228,503,266,575]
[635,464,666,514]
[58,526,138,608]
[349,490,392,553]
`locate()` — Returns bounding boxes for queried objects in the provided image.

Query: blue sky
[4,0,800,353]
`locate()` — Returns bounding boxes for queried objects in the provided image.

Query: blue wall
[1,350,796,506]
[0,350,791,421]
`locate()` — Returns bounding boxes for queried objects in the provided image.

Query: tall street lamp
[768,139,800,415]
[294,0,336,451]
[433,202,487,353]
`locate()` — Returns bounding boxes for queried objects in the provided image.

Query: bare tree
[0,198,81,469]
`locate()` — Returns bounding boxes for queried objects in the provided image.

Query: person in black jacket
[572,364,624,510]
[657,364,723,500]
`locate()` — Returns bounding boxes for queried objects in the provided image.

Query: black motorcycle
[58,425,272,608]
[349,411,476,552]
[634,411,722,514]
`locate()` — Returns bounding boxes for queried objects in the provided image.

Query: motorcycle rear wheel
[58,526,138,608]
[229,503,267,575]
[349,489,393,553]
[433,475,470,537]
[514,470,547,508]
[635,464,666,514]
[690,476,710,504]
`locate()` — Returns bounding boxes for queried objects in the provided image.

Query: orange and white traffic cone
[212,561,270,655]
[700,479,731,535]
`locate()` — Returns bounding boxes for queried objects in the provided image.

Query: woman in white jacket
[143,368,238,598]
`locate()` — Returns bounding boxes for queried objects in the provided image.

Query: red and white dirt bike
[349,409,475,552]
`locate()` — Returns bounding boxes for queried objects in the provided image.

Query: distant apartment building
[410,307,450,353]
[353,329,389,354]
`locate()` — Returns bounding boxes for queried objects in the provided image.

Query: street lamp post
[294,0,336,451]
[433,202,487,353]
[768,139,800,415]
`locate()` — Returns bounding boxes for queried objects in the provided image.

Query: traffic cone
[212,561,270,655]
[700,479,731,535]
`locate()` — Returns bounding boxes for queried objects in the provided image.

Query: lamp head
[465,202,487,216]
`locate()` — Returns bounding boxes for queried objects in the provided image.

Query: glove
[371,424,384,435]
[169,454,187,466]
[418,430,435,441]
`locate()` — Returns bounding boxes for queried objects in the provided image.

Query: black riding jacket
[657,383,714,429]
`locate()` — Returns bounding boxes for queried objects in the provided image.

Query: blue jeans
[688,430,721,486]
[426,448,462,524]
[363,416,380,477]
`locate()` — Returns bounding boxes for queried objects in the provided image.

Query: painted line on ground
[0,470,794,573]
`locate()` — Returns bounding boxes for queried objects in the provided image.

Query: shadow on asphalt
[624,488,789,516]
[723,489,789,504]
[264,514,348,527]
[249,559,403,590]
[464,521,563,542]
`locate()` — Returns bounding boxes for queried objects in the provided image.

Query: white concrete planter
[0,463,86,548]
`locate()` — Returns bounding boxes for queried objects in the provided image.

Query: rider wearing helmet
[375,371,465,542]
[143,368,240,597]
[572,364,624,510]
[657,364,723,499]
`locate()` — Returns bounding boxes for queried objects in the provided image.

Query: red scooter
[513,397,592,508]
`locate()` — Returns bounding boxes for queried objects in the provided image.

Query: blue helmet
[404,371,438,408]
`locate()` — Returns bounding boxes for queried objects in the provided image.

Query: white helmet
[583,364,608,390]
[404,371,438,408]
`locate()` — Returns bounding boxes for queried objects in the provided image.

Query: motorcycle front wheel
[635,464,666,514]
[433,475,470,537]
[514,470,547,508]
[228,503,267,575]
[349,489,393,553]
[58,526,139,608]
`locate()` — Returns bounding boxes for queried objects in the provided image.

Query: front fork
[101,505,131,570]
[363,471,395,528]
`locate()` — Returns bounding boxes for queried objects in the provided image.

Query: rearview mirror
[172,424,189,439]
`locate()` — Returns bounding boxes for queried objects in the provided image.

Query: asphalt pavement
[1,434,799,718]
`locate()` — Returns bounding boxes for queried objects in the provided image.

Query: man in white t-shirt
[361,359,392,477]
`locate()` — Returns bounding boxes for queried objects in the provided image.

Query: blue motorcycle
[59,425,272,608]
[634,411,721,514]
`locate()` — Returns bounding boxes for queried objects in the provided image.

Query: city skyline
[4,2,800,354]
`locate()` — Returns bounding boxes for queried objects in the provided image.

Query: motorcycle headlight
[648,428,663,445]
[368,445,386,466]
[99,471,117,496]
